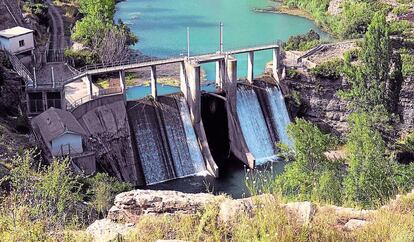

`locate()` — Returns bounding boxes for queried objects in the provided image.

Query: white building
[31,107,87,156]
[0,26,34,54]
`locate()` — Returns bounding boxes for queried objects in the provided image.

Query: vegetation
[22,0,49,25]
[310,58,343,79]
[0,150,130,241]
[282,0,386,39]
[284,29,321,51]
[122,191,414,242]
[339,13,393,114]
[70,0,138,64]
[274,118,342,204]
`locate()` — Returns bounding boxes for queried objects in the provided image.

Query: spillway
[236,85,277,165]
[265,86,293,148]
[127,95,206,185]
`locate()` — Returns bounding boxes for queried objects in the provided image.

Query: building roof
[32,107,87,144]
[0,26,34,39]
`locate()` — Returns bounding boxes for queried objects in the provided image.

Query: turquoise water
[115,0,328,81]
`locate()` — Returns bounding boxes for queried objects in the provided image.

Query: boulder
[86,219,135,242]
[282,201,316,225]
[343,219,369,231]
[107,190,219,223]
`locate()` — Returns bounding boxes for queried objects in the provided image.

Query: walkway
[45,0,66,50]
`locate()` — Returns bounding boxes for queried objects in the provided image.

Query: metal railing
[63,42,281,83]
[2,48,34,85]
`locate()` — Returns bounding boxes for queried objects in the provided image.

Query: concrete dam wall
[127,95,207,185]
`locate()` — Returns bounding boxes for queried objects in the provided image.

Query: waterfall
[236,86,278,165]
[265,86,293,148]
[178,97,207,175]
[160,96,206,178]
[131,104,172,185]
[128,96,207,185]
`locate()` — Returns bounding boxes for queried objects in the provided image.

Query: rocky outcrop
[282,74,350,136]
[398,78,414,131]
[107,190,219,222]
[85,189,377,241]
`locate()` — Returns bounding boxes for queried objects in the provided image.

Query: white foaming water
[236,86,278,165]
[265,86,293,148]
[178,97,207,174]
[133,113,170,185]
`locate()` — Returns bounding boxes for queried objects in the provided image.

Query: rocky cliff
[282,74,350,136]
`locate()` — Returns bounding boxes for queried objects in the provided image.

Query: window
[18,40,24,47]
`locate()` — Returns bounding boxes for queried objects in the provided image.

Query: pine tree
[340,12,391,112]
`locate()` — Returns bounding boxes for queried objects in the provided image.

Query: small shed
[0,26,34,54]
[32,107,87,156]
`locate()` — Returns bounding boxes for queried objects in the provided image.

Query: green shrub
[390,20,413,35]
[401,51,414,76]
[273,118,343,204]
[310,58,344,79]
[286,69,301,79]
[64,49,98,67]
[85,173,131,217]
[392,5,411,16]
[284,29,321,51]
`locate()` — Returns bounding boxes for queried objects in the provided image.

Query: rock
[108,190,219,223]
[218,197,254,224]
[86,219,135,242]
[343,219,369,231]
[282,201,316,225]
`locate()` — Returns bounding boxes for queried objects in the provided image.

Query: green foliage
[85,173,131,217]
[310,58,343,79]
[343,112,396,208]
[284,29,321,51]
[392,5,411,15]
[332,0,377,39]
[286,69,301,79]
[339,12,391,113]
[64,49,98,67]
[389,20,413,36]
[23,2,49,25]
[400,49,414,77]
[274,118,343,204]
[0,150,85,240]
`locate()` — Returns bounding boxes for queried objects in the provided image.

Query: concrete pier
[85,74,93,97]
[184,60,201,124]
[272,47,280,81]
[150,65,157,100]
[215,59,225,92]
[247,51,254,83]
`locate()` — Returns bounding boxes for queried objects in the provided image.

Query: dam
[30,43,293,187]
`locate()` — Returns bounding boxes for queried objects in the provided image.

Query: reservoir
[115,0,328,81]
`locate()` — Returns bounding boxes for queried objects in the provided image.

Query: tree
[340,12,391,112]
[343,112,395,208]
[274,118,343,204]
[91,27,133,64]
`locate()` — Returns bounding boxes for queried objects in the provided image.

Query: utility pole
[219,22,224,53]
[187,27,190,58]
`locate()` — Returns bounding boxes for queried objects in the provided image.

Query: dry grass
[122,192,414,242]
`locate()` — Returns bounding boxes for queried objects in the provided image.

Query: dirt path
[45,0,66,50]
